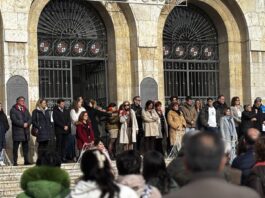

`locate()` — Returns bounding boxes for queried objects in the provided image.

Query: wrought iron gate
[37,0,107,109]
[39,59,72,108]
[163,5,219,102]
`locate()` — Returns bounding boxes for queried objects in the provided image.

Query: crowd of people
[1,94,265,197]
[0,94,265,163]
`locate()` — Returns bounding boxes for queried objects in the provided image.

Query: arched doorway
[37,0,107,108]
[163,5,219,101]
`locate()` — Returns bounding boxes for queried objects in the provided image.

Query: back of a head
[36,151,61,167]
[245,128,260,146]
[185,131,224,173]
[80,149,119,198]
[116,150,141,176]
[143,151,166,180]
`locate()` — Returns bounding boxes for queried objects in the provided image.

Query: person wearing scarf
[10,96,32,166]
[220,107,238,164]
[167,102,186,151]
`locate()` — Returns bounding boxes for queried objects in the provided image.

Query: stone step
[0,163,83,198]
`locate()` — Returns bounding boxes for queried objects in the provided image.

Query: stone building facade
[0,0,265,161]
[0,0,264,111]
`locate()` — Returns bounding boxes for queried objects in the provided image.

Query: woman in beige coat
[119,101,138,151]
[167,102,186,151]
[142,100,160,152]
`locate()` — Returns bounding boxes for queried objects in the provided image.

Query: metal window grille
[163,5,219,103]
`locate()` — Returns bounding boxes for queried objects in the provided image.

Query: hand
[23,123,28,128]
[251,118,257,121]
[64,126,68,131]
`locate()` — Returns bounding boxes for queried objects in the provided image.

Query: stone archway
[158,0,249,104]
[28,0,133,108]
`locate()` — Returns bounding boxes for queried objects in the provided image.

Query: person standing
[167,102,186,151]
[10,96,32,166]
[213,95,228,125]
[252,97,265,132]
[180,96,197,134]
[241,105,257,135]
[53,99,71,162]
[70,97,86,160]
[119,101,138,151]
[230,96,244,138]
[142,100,160,152]
[194,99,203,129]
[220,108,238,164]
[0,102,9,165]
[32,99,54,158]
[199,97,219,133]
[84,99,111,139]
[131,96,144,152]
[76,111,94,155]
[106,103,120,159]
[155,101,168,156]
[165,96,179,154]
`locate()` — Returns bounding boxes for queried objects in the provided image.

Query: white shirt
[208,107,217,127]
[70,107,86,135]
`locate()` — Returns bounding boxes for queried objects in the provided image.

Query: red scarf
[15,104,27,112]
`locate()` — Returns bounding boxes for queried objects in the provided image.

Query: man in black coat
[213,95,228,126]
[131,96,143,152]
[84,100,111,139]
[10,96,32,166]
[52,99,71,162]
[0,102,9,165]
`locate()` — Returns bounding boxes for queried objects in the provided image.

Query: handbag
[31,112,39,137]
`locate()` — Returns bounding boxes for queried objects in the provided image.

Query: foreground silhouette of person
[164,131,260,198]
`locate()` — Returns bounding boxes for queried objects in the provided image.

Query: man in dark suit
[164,131,260,198]
[53,99,71,162]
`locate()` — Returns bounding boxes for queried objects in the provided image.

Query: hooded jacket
[17,166,70,198]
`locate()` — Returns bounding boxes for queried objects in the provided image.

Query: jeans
[13,141,29,164]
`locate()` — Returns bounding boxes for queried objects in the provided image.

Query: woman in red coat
[76,111,94,154]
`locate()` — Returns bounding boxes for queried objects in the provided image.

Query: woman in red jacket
[76,111,94,155]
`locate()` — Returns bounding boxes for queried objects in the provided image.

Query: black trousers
[37,141,49,158]
[155,138,164,156]
[144,137,156,152]
[55,133,68,160]
[13,141,29,164]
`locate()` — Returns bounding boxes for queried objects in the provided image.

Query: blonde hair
[36,99,46,109]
